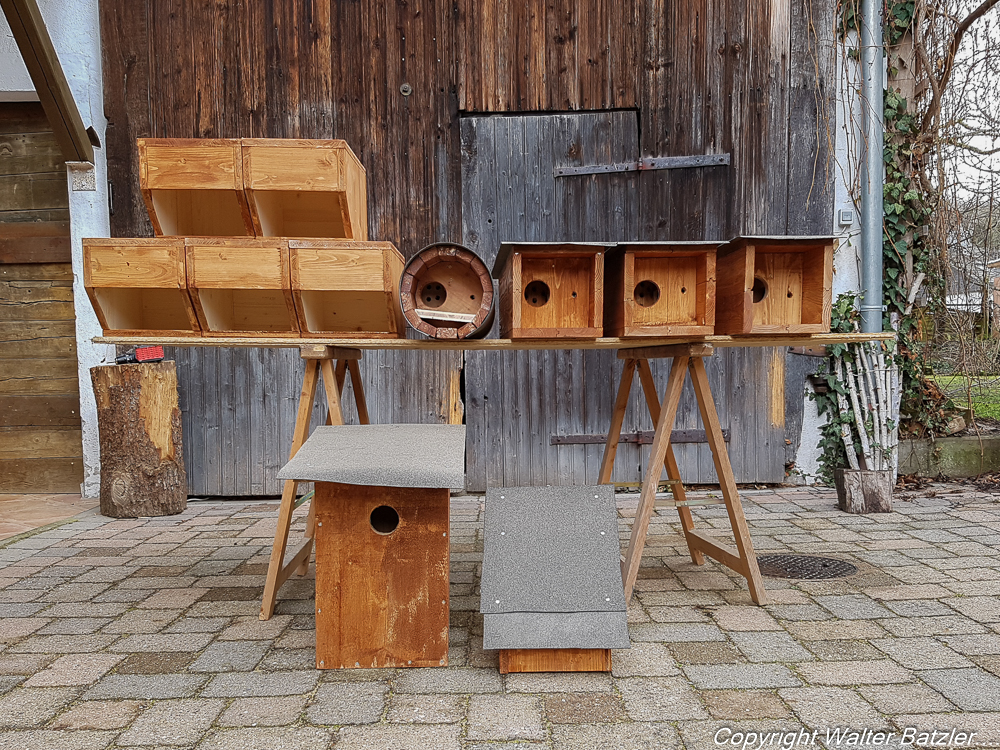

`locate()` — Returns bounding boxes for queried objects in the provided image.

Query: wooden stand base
[500,648,611,674]
[260,345,369,620]
[600,344,767,605]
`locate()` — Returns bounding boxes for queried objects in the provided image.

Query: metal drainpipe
[860,0,885,333]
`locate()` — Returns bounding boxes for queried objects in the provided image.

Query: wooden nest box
[289,240,406,338]
[492,242,607,339]
[715,236,835,334]
[604,242,718,337]
[138,139,253,237]
[242,139,368,239]
[186,239,299,336]
[399,242,495,339]
[83,238,200,336]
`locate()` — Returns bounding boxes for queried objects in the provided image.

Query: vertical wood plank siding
[101,0,834,494]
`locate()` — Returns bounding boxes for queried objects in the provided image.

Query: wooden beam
[617,343,714,360]
[0,0,94,163]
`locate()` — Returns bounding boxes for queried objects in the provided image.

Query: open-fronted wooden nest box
[186,238,299,336]
[289,240,406,338]
[242,139,368,239]
[492,242,608,339]
[138,139,253,238]
[715,236,835,334]
[83,238,200,336]
[399,242,495,339]
[604,242,718,337]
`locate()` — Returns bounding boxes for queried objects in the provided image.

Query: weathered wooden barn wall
[0,103,83,493]
[100,0,834,494]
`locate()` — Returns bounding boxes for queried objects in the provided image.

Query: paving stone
[82,674,207,700]
[7,633,119,654]
[103,609,181,634]
[505,671,611,693]
[857,682,956,714]
[109,633,213,653]
[890,712,1000,747]
[385,694,465,724]
[702,689,793,719]
[41,583,112,603]
[0,686,79,728]
[814,594,894,620]
[217,695,308,727]
[628,622,726,642]
[335,724,460,750]
[50,700,145,730]
[0,730,116,750]
[260,648,315,671]
[466,694,544,741]
[162,616,229,634]
[0,617,49,641]
[778,686,884,728]
[199,727,334,750]
[544,693,625,724]
[731,631,814,663]
[202,671,319,698]
[884,599,956,617]
[803,640,889,662]
[711,605,783,631]
[117,698,224,746]
[305,681,387,725]
[24,654,124,687]
[645,606,709,623]
[394,667,502,694]
[617,676,709,720]
[37,617,113,635]
[189,641,268,672]
[611,642,681,677]
[940,633,1000,655]
[796,659,914,686]
[668,641,745,665]
[871,636,974,670]
[114,653,196,675]
[918,667,1000,711]
[137,589,207,609]
[683,663,802,689]
[944,596,1000,622]
[0,653,55,675]
[551,722,681,750]
[783,620,885,641]
[217,615,291,641]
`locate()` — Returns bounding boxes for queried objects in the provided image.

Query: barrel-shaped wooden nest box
[715,236,835,334]
[138,138,254,238]
[604,241,718,337]
[242,139,368,240]
[492,242,609,339]
[83,237,201,336]
[399,242,495,339]
[289,240,406,338]
[186,238,300,336]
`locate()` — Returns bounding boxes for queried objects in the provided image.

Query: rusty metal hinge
[554,154,730,177]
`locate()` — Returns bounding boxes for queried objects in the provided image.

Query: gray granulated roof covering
[484,612,629,650]
[276,424,466,490]
[480,485,628,650]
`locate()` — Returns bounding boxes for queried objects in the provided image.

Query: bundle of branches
[830,341,900,473]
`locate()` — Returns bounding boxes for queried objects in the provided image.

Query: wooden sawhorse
[598,343,767,605]
[260,344,370,620]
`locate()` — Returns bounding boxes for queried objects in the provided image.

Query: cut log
[90,361,187,518]
[834,468,892,514]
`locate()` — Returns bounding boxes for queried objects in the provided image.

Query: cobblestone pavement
[1,482,1000,749]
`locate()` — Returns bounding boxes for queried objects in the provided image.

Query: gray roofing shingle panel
[276,424,466,490]
[483,611,630,650]
[480,485,626,614]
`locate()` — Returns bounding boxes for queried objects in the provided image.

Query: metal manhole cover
[757,554,858,580]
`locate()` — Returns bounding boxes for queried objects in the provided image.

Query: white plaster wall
[1,0,112,497]
[793,33,868,483]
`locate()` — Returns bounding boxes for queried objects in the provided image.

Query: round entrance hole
[633,280,661,307]
[370,505,400,535]
[752,276,768,303]
[420,282,447,308]
[524,280,551,307]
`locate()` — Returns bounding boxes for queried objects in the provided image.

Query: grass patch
[932,375,1000,420]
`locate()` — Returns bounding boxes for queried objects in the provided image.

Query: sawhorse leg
[598,344,767,605]
[260,345,369,620]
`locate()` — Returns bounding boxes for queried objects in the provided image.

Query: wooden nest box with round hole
[399,242,495,339]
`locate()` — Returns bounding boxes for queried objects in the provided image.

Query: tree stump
[91,361,187,518]
[834,468,893,514]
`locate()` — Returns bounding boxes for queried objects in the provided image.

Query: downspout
[860,0,885,332]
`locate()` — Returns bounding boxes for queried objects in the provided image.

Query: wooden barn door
[461,111,788,491]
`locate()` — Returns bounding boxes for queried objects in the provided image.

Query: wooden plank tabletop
[94,332,894,351]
